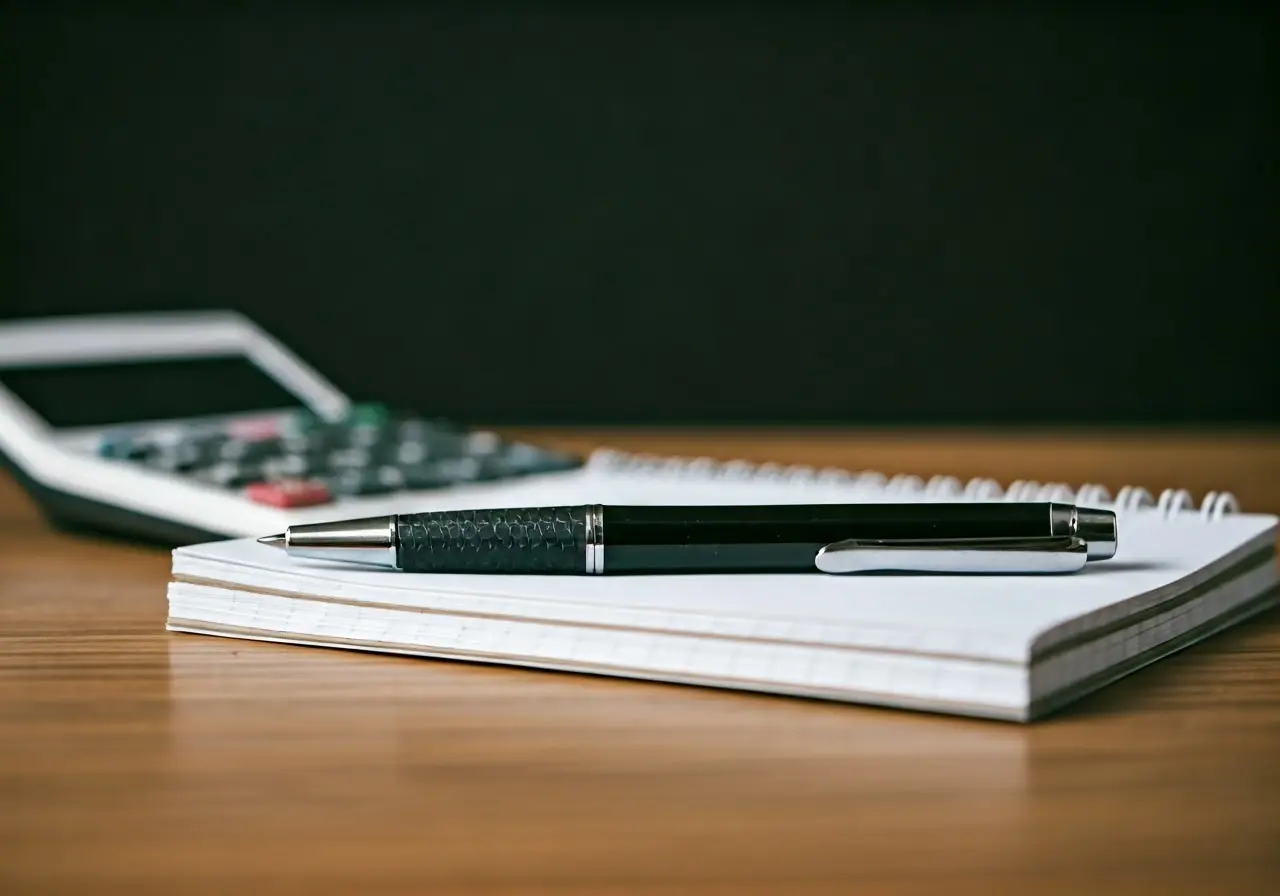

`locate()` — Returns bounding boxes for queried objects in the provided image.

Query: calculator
[0,311,584,544]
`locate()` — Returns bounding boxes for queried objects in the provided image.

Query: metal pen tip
[257,533,286,548]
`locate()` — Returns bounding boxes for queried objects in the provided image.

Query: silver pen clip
[814,536,1089,575]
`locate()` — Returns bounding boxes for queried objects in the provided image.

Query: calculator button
[95,430,128,456]
[259,453,312,480]
[227,417,281,441]
[215,440,251,462]
[146,443,203,473]
[245,479,332,508]
[346,402,392,427]
[343,425,387,449]
[394,418,435,440]
[323,468,399,496]
[465,431,502,455]
[413,430,470,458]
[194,461,264,489]
[399,464,457,490]
[97,432,148,460]
[144,428,186,449]
[395,441,430,465]
[281,431,336,456]
[326,447,372,469]
[374,465,406,491]
[235,435,285,459]
[281,409,324,436]
[434,457,486,481]
[183,431,227,454]
[244,438,288,462]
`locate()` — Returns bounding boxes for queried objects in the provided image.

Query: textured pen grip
[395,506,588,573]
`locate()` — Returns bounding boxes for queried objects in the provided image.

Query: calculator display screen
[1,356,308,428]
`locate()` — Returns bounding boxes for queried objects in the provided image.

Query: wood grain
[2,429,1279,895]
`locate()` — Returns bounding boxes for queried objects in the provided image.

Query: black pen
[257,502,1117,575]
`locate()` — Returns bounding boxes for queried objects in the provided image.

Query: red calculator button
[228,417,282,441]
[245,479,332,508]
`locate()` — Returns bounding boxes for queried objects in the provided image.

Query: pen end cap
[1078,509,1118,560]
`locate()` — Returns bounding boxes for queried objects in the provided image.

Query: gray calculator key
[324,468,399,496]
[194,461,263,488]
[147,443,202,473]
[327,447,372,470]
[395,441,430,465]
[375,465,406,491]
[436,457,486,481]
[465,431,502,455]
[399,464,453,490]
[344,426,385,448]
[260,454,312,480]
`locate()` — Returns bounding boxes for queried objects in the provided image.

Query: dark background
[3,3,1276,426]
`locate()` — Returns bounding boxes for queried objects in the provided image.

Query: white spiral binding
[586,449,1241,520]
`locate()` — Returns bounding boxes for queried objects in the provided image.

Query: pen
[257,502,1117,575]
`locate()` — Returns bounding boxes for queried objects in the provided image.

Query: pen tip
[257,533,286,548]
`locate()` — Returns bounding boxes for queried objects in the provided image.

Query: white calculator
[0,311,583,543]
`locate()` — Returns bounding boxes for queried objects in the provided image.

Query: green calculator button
[346,402,391,427]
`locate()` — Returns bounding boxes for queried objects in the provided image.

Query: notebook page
[173,511,1277,664]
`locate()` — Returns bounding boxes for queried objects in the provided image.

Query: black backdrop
[3,3,1277,426]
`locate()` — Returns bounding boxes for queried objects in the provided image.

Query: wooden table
[3,429,1279,895]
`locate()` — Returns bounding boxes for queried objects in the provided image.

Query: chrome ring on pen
[585,504,605,575]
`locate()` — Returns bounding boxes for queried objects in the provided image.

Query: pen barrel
[395,507,589,573]
[601,503,1064,574]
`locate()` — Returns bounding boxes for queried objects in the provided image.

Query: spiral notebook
[166,448,1280,721]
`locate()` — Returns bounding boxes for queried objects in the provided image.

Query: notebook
[166,448,1280,721]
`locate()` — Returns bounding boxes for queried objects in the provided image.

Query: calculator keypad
[95,404,581,507]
